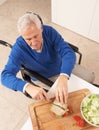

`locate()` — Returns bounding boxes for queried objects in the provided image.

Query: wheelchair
[0,39,98,88]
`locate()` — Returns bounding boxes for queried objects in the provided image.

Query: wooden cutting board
[29,89,99,130]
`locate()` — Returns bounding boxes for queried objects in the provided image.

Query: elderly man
[1,13,76,104]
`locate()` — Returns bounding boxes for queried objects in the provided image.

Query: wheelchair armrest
[68,43,78,52]
[21,66,54,87]
[68,43,82,64]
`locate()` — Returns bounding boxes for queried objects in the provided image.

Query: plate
[80,94,99,127]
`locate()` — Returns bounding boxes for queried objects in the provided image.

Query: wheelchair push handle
[0,40,12,48]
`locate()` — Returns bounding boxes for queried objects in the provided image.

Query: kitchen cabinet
[88,0,99,42]
[51,0,99,42]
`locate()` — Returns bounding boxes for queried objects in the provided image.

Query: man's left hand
[55,75,68,104]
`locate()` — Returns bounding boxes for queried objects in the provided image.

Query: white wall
[51,0,99,43]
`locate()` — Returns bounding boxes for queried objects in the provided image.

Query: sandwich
[50,100,68,117]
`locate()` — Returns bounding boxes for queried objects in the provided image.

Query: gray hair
[17,13,42,33]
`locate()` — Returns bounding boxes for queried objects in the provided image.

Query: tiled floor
[0,0,99,130]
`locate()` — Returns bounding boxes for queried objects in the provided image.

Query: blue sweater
[1,25,76,92]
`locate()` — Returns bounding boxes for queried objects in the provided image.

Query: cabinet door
[88,0,99,42]
[51,0,96,39]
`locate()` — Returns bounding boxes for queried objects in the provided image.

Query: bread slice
[50,100,68,116]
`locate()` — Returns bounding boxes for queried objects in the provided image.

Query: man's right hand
[25,84,49,101]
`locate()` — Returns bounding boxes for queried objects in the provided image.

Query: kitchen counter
[21,74,99,130]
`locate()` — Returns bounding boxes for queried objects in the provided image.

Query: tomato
[73,115,81,121]
[68,105,73,113]
[77,119,85,127]
[73,115,85,127]
[62,112,67,117]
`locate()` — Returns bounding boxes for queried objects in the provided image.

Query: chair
[0,40,98,87]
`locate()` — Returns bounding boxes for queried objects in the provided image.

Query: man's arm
[48,26,76,104]
[1,43,27,91]
[1,60,26,92]
[49,26,76,76]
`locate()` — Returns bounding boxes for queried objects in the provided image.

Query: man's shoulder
[43,25,57,36]
[13,36,26,49]
[15,36,25,44]
[16,36,24,43]
[43,25,54,31]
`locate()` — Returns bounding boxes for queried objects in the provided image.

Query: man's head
[17,13,43,51]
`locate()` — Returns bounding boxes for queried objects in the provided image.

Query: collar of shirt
[34,42,43,53]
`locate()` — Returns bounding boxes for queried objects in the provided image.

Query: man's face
[21,23,43,50]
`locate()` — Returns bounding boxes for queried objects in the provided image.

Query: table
[21,74,99,130]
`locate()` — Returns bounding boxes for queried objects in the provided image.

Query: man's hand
[25,84,49,101]
[55,75,68,104]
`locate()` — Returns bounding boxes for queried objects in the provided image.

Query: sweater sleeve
[48,26,76,76]
[1,43,27,92]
